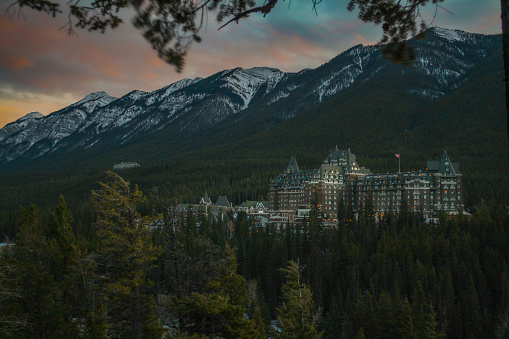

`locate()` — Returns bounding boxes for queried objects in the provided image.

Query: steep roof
[324,147,371,175]
[324,146,352,165]
[287,155,300,172]
[200,193,212,204]
[215,196,231,207]
[242,201,268,208]
[426,151,460,175]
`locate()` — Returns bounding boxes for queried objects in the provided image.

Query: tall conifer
[91,171,163,338]
[275,261,322,338]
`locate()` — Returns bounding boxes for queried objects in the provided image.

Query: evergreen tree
[171,246,262,338]
[46,195,83,328]
[395,297,415,338]
[91,171,164,339]
[412,280,439,339]
[462,274,482,338]
[0,251,28,337]
[274,261,323,338]
[375,290,396,338]
[13,204,79,337]
[309,190,322,235]
[320,296,342,338]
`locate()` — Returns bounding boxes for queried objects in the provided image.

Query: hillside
[0,27,506,224]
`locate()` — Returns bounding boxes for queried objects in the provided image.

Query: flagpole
[399,156,401,173]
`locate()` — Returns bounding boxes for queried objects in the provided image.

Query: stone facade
[269,148,463,221]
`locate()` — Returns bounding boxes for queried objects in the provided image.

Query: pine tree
[412,280,439,339]
[13,204,79,337]
[274,261,323,338]
[375,291,396,338]
[309,190,322,235]
[171,246,262,337]
[46,195,83,329]
[0,252,28,337]
[91,171,163,338]
[395,297,415,338]
[462,274,481,338]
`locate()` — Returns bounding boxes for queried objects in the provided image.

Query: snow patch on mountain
[314,46,377,102]
[113,106,144,128]
[19,111,44,121]
[0,112,44,142]
[267,91,291,105]
[159,92,208,117]
[0,27,500,166]
[124,90,148,102]
[433,27,466,42]
[155,77,203,103]
[72,91,116,113]
[220,67,285,109]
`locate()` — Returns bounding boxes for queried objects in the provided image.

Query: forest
[1,171,508,338]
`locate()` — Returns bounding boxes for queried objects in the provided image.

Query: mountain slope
[0,27,503,174]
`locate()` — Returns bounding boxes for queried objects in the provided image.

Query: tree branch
[218,0,279,30]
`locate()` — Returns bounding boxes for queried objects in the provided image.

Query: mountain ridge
[0,27,503,174]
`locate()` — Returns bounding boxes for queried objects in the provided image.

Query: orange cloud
[0,89,79,128]
[352,32,375,46]
[2,56,34,70]
[101,63,123,80]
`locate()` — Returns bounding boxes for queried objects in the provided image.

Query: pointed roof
[439,151,460,175]
[286,155,300,172]
[200,193,212,205]
[241,201,269,209]
[215,196,231,208]
[324,148,354,166]
[426,151,460,175]
[254,201,269,210]
[324,147,371,174]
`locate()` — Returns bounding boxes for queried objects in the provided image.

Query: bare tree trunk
[502,0,509,147]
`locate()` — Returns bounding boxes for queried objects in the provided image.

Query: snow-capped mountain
[0,112,43,142]
[0,27,501,170]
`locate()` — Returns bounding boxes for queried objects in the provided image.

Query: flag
[394,153,400,158]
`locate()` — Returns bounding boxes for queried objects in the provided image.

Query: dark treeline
[1,146,507,240]
[233,202,509,338]
[1,172,508,338]
[0,158,283,240]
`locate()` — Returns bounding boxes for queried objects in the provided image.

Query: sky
[0,0,502,128]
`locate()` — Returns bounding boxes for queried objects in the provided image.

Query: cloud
[352,32,375,46]
[0,0,502,126]
[0,86,80,127]
[1,56,34,70]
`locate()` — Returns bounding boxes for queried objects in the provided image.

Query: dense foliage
[1,173,508,338]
